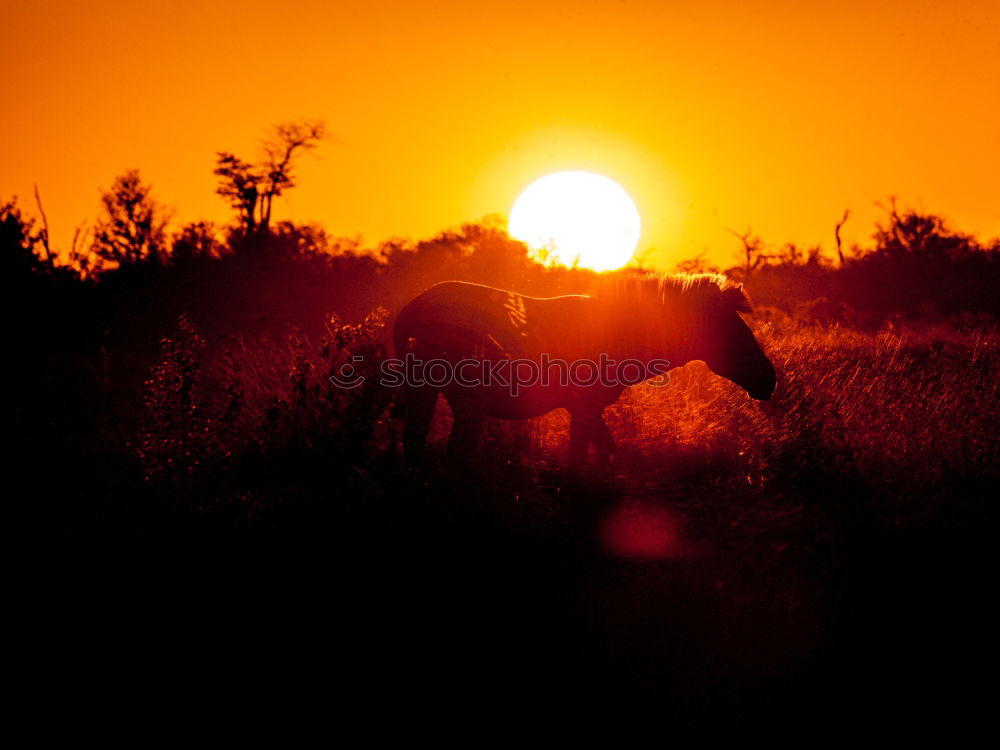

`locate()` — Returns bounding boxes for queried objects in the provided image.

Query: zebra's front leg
[446,397,485,465]
[402,386,439,463]
[569,408,615,471]
[591,413,617,458]
[568,416,589,471]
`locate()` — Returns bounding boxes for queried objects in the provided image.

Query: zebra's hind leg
[402,386,439,463]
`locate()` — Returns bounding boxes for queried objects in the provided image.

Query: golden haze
[1,0,998,268]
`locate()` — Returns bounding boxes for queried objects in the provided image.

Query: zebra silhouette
[393,272,776,468]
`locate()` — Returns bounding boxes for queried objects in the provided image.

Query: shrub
[138,308,393,527]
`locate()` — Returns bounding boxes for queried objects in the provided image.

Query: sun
[509,171,641,271]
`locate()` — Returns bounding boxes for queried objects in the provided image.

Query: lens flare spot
[600,502,686,559]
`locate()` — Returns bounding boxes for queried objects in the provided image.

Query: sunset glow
[2,1,998,267]
[509,172,640,271]
[5,1,997,734]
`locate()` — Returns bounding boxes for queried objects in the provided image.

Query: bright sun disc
[509,171,640,271]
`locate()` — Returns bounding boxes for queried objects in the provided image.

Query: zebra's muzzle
[748,385,775,401]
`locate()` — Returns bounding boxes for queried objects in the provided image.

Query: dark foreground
[36,465,993,745]
[19,318,998,743]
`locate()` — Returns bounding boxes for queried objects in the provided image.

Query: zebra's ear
[723,283,753,313]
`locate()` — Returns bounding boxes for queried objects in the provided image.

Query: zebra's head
[696,281,776,401]
[598,272,777,400]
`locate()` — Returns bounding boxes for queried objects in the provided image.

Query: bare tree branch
[726,226,771,280]
[33,184,53,266]
[834,209,850,267]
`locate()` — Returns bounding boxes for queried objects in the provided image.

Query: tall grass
[137,311,998,540]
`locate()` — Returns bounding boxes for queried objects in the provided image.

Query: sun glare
[509,171,641,272]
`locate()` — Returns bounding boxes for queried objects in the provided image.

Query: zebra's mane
[592,271,753,315]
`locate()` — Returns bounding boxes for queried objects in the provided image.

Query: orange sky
[2,0,998,268]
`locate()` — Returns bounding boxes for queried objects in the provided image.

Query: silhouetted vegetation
[214,120,326,249]
[91,169,171,269]
[724,201,1000,326]
[5,132,997,741]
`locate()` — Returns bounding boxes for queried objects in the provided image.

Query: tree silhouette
[91,170,169,268]
[214,120,326,245]
[1,197,43,279]
[726,226,771,280]
[873,197,974,259]
[171,221,222,262]
[674,251,719,275]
